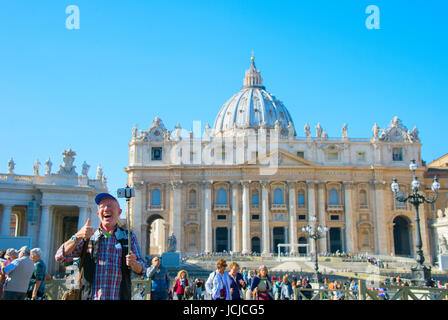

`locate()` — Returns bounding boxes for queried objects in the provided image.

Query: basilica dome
[212,57,295,136]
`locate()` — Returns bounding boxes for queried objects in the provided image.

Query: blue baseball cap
[95,192,118,205]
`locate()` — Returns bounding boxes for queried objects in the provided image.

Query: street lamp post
[391,159,440,287]
[302,215,329,285]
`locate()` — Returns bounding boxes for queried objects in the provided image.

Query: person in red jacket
[173,270,189,300]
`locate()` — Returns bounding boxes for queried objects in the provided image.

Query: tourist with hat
[55,192,145,300]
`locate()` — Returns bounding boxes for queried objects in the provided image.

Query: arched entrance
[251,237,260,254]
[215,227,229,252]
[146,214,166,256]
[393,216,412,256]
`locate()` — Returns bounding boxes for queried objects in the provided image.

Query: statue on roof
[45,158,52,175]
[316,123,323,138]
[304,123,311,138]
[33,159,41,176]
[7,158,15,174]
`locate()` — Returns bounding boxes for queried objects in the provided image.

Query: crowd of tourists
[2,192,447,301]
[144,256,448,301]
[0,246,48,300]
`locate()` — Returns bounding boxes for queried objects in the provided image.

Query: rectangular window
[297,193,305,206]
[296,151,304,158]
[298,215,307,220]
[327,151,339,161]
[330,215,340,221]
[151,147,162,161]
[217,215,227,220]
[358,152,366,161]
[251,214,260,220]
[392,148,403,161]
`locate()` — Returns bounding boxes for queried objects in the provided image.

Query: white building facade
[0,149,107,273]
[126,58,437,262]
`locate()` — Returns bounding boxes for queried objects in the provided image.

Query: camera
[117,186,135,199]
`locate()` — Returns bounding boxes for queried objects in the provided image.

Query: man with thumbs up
[55,193,145,300]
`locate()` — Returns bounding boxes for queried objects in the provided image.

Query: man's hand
[75,218,95,240]
[126,251,142,274]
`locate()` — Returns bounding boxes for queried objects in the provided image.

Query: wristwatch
[70,234,79,243]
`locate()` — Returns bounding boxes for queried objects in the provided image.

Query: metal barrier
[44,279,152,300]
[44,279,448,300]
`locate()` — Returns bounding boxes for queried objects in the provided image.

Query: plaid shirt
[55,226,145,300]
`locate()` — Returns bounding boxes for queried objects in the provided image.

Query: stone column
[132,181,145,251]
[343,181,354,254]
[317,182,328,253]
[38,205,52,265]
[203,181,212,253]
[307,181,317,256]
[231,181,240,253]
[77,206,89,231]
[261,180,270,256]
[373,181,387,255]
[287,180,298,255]
[170,181,182,252]
[1,205,13,236]
[241,181,250,255]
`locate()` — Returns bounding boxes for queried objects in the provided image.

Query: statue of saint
[7,158,15,174]
[33,159,41,176]
[304,123,311,138]
[82,161,90,177]
[288,122,295,137]
[315,123,323,138]
[96,165,103,180]
[204,123,211,140]
[45,158,52,175]
[372,123,379,139]
[342,123,348,139]
[168,233,177,252]
[132,125,138,138]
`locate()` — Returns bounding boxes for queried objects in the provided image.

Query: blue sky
[0,1,447,214]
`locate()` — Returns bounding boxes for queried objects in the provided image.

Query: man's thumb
[85,218,91,226]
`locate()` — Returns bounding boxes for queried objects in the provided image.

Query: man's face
[152,257,160,266]
[6,254,17,261]
[30,252,40,263]
[97,198,122,231]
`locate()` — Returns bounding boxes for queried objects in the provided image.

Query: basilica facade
[126,58,442,263]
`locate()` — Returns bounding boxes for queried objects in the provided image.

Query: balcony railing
[326,204,344,212]
[271,203,287,211]
[186,203,198,210]
[213,204,230,211]
[148,205,164,211]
